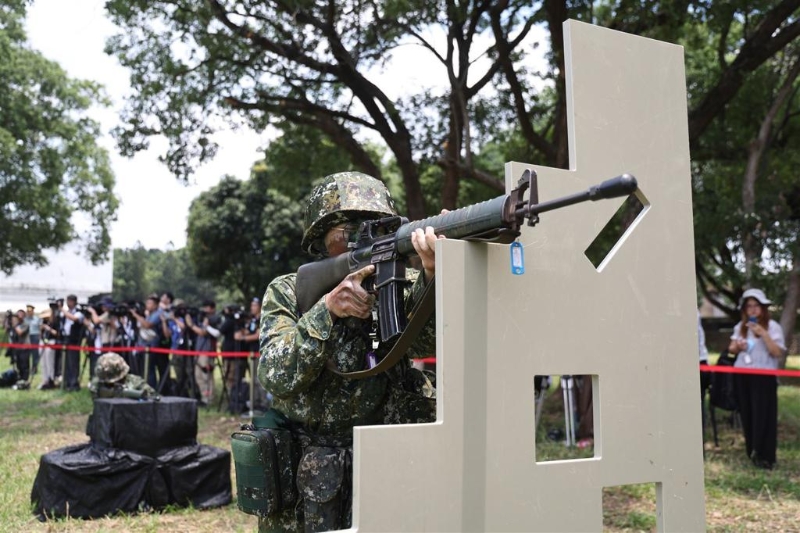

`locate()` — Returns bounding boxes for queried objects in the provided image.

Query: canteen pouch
[231,426,298,517]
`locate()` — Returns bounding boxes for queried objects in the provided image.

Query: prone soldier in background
[89,353,158,400]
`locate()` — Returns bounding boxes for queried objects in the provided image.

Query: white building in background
[0,244,113,312]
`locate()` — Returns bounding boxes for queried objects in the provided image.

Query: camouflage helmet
[95,353,130,383]
[302,172,398,256]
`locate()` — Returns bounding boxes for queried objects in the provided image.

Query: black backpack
[709,350,738,412]
[0,368,19,387]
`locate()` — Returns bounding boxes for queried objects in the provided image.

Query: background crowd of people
[2,293,270,414]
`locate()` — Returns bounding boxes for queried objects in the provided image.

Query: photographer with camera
[234,297,270,412]
[187,300,220,406]
[131,294,170,390]
[3,310,14,361]
[60,295,84,391]
[38,312,59,389]
[47,298,65,384]
[112,301,141,374]
[220,303,248,413]
[25,305,42,375]
[10,310,31,386]
[86,298,118,378]
[166,299,195,397]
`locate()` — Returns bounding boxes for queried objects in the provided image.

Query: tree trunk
[741,58,800,282]
[544,0,570,169]
[779,249,800,367]
[441,90,465,211]
[393,144,427,220]
[441,125,461,211]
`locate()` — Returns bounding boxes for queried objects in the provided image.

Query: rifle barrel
[520,174,638,218]
[395,195,509,256]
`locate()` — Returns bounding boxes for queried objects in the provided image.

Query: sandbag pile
[31,397,231,519]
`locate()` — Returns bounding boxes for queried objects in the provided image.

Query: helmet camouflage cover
[95,353,130,383]
[302,171,398,256]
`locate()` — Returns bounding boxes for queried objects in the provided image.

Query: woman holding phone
[728,288,786,469]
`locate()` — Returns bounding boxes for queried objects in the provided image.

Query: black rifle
[94,383,160,401]
[297,170,638,344]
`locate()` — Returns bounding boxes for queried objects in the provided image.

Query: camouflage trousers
[258,443,352,533]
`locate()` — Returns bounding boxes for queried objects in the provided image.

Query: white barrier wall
[350,20,705,532]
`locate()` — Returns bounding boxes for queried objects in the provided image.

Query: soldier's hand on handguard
[411,211,448,283]
[325,265,376,321]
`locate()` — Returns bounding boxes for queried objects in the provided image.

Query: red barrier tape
[5,344,798,375]
[402,358,800,375]
[0,342,252,358]
[1,342,435,362]
[699,363,800,378]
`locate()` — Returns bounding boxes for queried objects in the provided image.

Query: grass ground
[1,355,799,531]
[0,356,256,532]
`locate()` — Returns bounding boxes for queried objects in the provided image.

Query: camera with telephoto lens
[77,302,103,315]
[174,305,200,321]
[110,303,131,318]
[223,305,248,328]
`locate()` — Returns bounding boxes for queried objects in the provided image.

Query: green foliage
[112,244,223,305]
[686,20,800,313]
[103,0,551,218]
[0,0,117,274]
[112,244,153,302]
[258,122,360,201]
[186,174,305,300]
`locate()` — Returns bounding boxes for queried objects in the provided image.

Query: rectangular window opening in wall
[584,191,647,270]
[603,482,661,532]
[534,374,597,463]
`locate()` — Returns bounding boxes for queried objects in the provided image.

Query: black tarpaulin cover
[87,397,198,457]
[31,443,232,519]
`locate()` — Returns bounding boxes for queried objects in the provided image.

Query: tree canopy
[113,244,226,305]
[0,0,117,274]
[186,168,305,300]
[105,1,800,329]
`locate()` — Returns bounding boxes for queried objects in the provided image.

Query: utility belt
[231,409,353,529]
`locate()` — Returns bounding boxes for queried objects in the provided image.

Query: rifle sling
[325,278,435,380]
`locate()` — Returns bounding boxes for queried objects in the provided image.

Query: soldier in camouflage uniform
[258,172,442,532]
[89,352,157,399]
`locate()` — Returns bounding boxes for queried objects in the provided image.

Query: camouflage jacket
[89,374,156,399]
[258,268,436,437]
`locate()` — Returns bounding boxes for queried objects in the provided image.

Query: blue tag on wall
[510,241,525,275]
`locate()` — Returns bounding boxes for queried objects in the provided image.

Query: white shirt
[62,306,84,338]
[730,319,786,370]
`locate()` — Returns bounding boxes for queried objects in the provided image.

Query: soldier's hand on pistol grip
[324,265,376,321]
